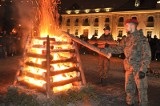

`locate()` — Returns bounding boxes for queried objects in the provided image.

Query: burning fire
[18,0,81,93]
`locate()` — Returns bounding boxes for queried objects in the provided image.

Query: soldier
[98,26,114,85]
[101,19,151,106]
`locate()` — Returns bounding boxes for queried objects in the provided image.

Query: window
[94,18,99,26]
[147,31,152,37]
[105,18,110,26]
[147,16,154,27]
[118,30,123,37]
[83,18,90,26]
[105,18,110,22]
[95,30,98,35]
[75,29,78,35]
[132,17,137,20]
[118,17,124,27]
[74,19,79,26]
[92,30,98,36]
[67,29,70,34]
[66,19,70,26]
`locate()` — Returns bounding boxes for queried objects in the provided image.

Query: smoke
[14,0,38,35]
[12,0,39,49]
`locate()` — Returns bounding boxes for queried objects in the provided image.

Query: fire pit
[13,0,86,97]
[14,34,86,96]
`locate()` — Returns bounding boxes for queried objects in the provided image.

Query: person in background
[80,33,88,54]
[98,26,114,85]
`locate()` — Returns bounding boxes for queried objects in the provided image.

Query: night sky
[61,0,128,10]
[61,0,157,11]
[0,0,158,33]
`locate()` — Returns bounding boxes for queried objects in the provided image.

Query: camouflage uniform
[103,30,151,106]
[98,33,113,79]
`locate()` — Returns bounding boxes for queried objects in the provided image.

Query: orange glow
[39,0,60,37]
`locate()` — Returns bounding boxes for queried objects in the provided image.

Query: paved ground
[0,55,160,106]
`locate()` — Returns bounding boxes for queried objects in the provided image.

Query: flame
[38,0,60,37]
[24,76,46,87]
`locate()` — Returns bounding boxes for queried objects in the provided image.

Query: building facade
[61,8,160,40]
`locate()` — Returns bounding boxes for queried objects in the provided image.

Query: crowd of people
[147,35,160,61]
[76,30,160,61]
[0,29,160,62]
[0,31,22,58]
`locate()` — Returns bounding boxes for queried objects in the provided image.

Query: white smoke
[14,0,38,34]
[13,0,38,48]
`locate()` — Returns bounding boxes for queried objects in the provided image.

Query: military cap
[103,26,110,30]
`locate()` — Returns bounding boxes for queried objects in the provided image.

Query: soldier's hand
[138,71,146,79]
[107,53,112,59]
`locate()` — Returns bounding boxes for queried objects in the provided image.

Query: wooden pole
[73,42,86,85]
[63,32,111,59]
[46,35,51,98]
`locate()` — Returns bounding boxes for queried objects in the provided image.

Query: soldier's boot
[126,93,136,106]
[96,77,103,85]
[100,78,103,84]
[96,78,104,86]
[139,103,148,106]
[138,89,148,106]
[100,78,105,86]
[101,78,108,86]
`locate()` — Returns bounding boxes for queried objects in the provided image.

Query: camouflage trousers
[125,70,148,106]
[98,55,110,79]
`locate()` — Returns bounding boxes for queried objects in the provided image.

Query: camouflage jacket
[104,30,151,72]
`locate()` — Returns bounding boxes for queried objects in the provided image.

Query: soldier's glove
[139,71,146,79]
